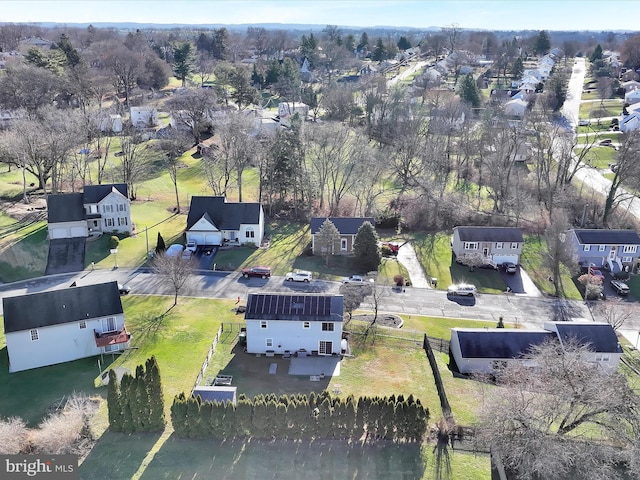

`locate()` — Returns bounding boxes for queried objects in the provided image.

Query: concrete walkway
[396,243,431,288]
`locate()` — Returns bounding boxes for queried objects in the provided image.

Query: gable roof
[47,193,86,223]
[572,229,640,245]
[310,217,375,235]
[186,196,262,230]
[554,323,621,353]
[83,183,128,204]
[454,226,524,243]
[245,293,343,322]
[453,329,555,359]
[3,281,123,333]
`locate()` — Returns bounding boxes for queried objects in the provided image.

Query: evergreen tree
[211,28,228,60]
[221,401,236,439]
[133,365,149,431]
[156,232,166,254]
[145,356,165,431]
[186,396,203,438]
[459,73,481,109]
[315,218,341,266]
[511,57,524,79]
[200,401,214,437]
[300,33,319,68]
[534,30,551,55]
[170,393,189,437]
[107,369,123,431]
[252,398,269,438]
[353,221,381,273]
[380,398,396,440]
[172,41,195,87]
[590,44,604,62]
[357,32,369,51]
[397,36,412,51]
[119,373,135,433]
[372,38,387,62]
[235,398,252,438]
[274,402,288,439]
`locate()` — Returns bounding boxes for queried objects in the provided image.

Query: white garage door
[70,226,87,237]
[493,254,518,265]
[205,232,222,246]
[187,234,204,245]
[49,227,69,239]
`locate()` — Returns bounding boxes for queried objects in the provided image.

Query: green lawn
[574,146,617,170]
[520,235,582,299]
[0,221,49,282]
[411,232,507,294]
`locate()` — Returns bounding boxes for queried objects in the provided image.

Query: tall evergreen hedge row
[107,356,166,433]
[170,391,428,442]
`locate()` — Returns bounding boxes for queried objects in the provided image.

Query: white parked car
[447,283,477,296]
[342,275,373,285]
[165,244,185,258]
[185,240,197,252]
[285,270,312,282]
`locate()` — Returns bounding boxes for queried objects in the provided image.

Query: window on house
[510,242,518,249]
[260,321,268,329]
[245,228,255,238]
[623,245,637,253]
[303,321,310,329]
[599,245,606,252]
[496,242,503,249]
[464,242,478,250]
[623,256,632,263]
[30,329,39,341]
[118,203,126,212]
[584,245,591,252]
[266,338,273,348]
[118,217,128,226]
[341,239,347,251]
[102,204,113,213]
[103,317,117,333]
[105,218,114,227]
[321,322,334,331]
[79,321,87,329]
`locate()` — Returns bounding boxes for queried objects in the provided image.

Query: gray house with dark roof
[186,196,264,247]
[3,281,129,372]
[310,217,375,255]
[450,321,622,375]
[452,226,524,268]
[244,293,343,355]
[47,183,131,239]
[568,229,640,273]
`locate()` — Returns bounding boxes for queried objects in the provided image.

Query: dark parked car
[118,283,131,295]
[242,266,272,279]
[610,280,630,296]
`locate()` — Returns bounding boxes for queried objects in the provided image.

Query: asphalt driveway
[45,238,86,275]
[499,266,542,297]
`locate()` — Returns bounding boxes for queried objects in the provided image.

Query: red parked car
[241,266,272,279]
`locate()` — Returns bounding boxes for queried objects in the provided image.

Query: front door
[319,341,333,356]
[482,247,489,258]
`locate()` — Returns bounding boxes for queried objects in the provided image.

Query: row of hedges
[171,391,429,442]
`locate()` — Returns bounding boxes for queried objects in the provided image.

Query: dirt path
[397,243,431,289]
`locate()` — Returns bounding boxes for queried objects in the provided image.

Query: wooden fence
[192,325,222,394]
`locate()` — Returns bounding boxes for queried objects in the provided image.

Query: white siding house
[3,282,129,373]
[244,293,344,356]
[130,107,158,129]
[186,196,264,248]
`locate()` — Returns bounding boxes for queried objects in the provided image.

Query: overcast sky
[1,0,637,31]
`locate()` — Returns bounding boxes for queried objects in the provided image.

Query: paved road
[0,266,592,330]
[561,58,640,221]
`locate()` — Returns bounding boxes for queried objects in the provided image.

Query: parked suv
[285,270,312,282]
[242,266,272,279]
[610,280,630,296]
[447,284,477,296]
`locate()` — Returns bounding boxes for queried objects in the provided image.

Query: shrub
[0,417,28,454]
[109,236,120,249]
[393,274,404,287]
[614,271,630,280]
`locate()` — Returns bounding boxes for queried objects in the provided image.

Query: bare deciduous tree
[157,131,192,212]
[165,88,218,144]
[478,339,640,480]
[544,209,578,296]
[152,253,196,306]
[593,302,635,331]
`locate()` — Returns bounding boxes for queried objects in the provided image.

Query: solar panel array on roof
[245,294,343,322]
[455,330,555,359]
[555,323,621,353]
[573,229,640,245]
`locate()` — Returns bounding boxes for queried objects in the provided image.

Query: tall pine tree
[353,221,381,273]
[146,356,166,431]
[107,369,123,432]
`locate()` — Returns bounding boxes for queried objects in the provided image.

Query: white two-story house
[3,282,130,372]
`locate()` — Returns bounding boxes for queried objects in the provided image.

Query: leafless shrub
[0,417,28,454]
